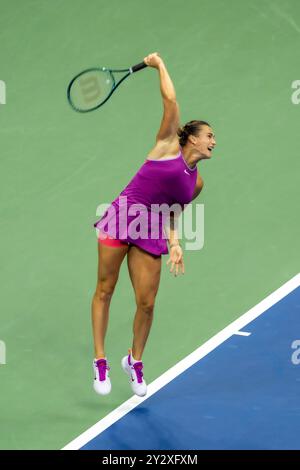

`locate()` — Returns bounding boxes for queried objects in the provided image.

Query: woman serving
[92,52,216,397]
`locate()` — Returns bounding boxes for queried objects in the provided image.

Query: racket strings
[68,69,115,112]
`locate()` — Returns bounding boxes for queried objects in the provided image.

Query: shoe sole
[93,380,111,395]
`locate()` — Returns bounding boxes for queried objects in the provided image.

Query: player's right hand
[143,52,163,69]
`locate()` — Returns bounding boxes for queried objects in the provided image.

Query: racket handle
[131,62,148,73]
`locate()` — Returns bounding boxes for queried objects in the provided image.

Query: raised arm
[144,53,180,156]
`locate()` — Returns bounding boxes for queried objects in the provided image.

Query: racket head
[67,68,116,112]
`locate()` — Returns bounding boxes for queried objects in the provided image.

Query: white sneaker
[93,358,111,395]
[121,352,147,397]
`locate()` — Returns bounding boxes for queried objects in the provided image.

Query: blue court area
[82,287,300,450]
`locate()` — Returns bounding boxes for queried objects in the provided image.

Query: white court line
[62,273,300,450]
[234,331,251,336]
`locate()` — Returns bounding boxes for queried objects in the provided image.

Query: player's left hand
[166,245,184,276]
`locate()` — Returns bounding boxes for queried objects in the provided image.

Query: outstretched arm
[164,213,184,277]
[143,52,180,143]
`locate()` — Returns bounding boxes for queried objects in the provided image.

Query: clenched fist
[143,52,164,69]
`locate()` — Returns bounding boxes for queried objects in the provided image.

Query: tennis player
[92,52,216,396]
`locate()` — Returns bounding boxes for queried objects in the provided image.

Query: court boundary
[62,273,300,450]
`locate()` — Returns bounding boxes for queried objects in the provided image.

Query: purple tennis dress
[93,149,198,256]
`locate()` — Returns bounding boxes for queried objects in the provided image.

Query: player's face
[193,126,216,159]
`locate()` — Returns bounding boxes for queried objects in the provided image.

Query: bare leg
[127,246,162,360]
[92,242,129,359]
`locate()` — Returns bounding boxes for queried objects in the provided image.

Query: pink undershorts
[97,230,129,248]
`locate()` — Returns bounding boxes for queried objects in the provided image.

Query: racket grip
[131,62,148,73]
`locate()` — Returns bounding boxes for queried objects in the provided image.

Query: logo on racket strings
[79,75,102,104]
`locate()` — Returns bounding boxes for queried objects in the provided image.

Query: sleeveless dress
[93,149,198,256]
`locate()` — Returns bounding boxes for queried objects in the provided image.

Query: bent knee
[94,281,117,303]
[136,298,155,315]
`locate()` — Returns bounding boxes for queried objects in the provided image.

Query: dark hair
[177,120,210,147]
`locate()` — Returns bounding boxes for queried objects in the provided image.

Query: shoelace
[96,359,110,382]
[132,362,144,384]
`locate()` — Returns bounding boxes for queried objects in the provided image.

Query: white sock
[130,352,140,364]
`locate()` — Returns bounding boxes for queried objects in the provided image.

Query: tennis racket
[67,61,147,112]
